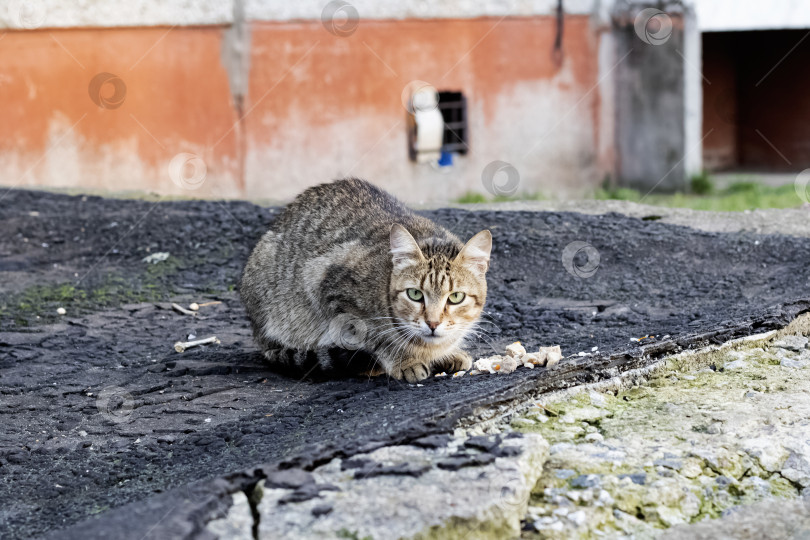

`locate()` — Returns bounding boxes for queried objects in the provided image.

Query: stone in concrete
[207,434,549,539]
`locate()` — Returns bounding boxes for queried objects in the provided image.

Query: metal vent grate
[438,91,468,155]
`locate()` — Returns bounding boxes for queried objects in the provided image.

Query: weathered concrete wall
[0,27,243,198]
[0,12,606,202]
[613,6,688,191]
[695,0,810,32]
[243,16,602,201]
[0,0,596,29]
[1,0,717,201]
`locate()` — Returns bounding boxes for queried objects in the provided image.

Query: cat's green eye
[447,291,466,304]
[406,288,424,302]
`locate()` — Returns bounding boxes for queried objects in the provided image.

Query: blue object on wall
[437,151,453,167]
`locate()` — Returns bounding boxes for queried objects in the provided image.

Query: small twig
[535,402,559,417]
[174,336,220,353]
[197,301,222,308]
[172,303,197,316]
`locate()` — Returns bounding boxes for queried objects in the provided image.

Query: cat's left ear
[390,224,424,270]
[456,230,492,275]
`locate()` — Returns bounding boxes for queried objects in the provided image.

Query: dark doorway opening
[702,29,810,172]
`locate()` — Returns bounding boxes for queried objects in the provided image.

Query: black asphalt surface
[1,189,809,539]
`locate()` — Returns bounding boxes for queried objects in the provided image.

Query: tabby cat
[240,178,492,382]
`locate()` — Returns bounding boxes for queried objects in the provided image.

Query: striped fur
[239,178,491,382]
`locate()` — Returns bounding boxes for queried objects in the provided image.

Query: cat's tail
[261,344,377,378]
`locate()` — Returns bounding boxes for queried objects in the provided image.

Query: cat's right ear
[390,224,423,270]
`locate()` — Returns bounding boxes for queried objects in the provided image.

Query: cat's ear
[390,224,424,270]
[456,230,492,275]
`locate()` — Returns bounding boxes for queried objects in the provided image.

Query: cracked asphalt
[1,189,809,539]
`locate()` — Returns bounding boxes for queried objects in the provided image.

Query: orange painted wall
[0,16,604,201]
[247,17,597,133]
[245,16,603,201]
[0,26,241,196]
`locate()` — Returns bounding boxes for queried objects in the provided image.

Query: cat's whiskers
[368,323,413,342]
[457,320,502,353]
[379,328,416,359]
[381,324,418,361]
[353,322,414,379]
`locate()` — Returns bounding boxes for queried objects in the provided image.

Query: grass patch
[455,191,546,204]
[690,171,715,195]
[0,256,188,327]
[0,276,168,327]
[596,181,800,211]
[455,180,803,212]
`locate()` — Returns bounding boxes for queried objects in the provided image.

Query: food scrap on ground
[467,342,564,376]
[141,251,170,264]
[174,336,221,353]
[171,303,197,316]
[505,341,526,358]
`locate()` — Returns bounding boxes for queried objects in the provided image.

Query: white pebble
[189,303,200,311]
[56,307,66,315]
[567,510,587,527]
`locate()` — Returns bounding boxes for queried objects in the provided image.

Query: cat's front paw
[391,363,430,382]
[433,350,473,373]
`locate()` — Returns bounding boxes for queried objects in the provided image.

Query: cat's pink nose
[426,321,440,331]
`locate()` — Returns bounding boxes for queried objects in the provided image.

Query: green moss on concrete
[515,338,809,537]
[336,529,373,540]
